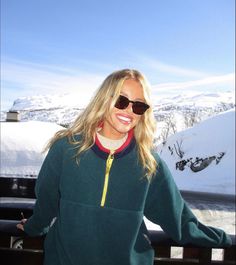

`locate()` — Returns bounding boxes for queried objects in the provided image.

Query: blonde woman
[17,69,231,265]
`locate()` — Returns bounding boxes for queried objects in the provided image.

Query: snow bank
[157,109,235,195]
[1,121,63,177]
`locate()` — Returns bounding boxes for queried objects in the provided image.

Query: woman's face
[100,79,145,139]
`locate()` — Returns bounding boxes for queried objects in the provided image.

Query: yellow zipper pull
[101,150,115,207]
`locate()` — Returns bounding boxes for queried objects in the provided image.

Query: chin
[116,124,133,133]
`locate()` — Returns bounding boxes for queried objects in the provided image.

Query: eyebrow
[120,92,145,102]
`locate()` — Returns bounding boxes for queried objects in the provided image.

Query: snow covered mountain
[0,91,234,128]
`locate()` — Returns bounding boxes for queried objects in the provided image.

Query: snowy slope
[156,109,235,195]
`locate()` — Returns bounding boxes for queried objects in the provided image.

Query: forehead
[120,79,144,99]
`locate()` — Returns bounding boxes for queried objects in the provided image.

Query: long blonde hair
[46,69,157,180]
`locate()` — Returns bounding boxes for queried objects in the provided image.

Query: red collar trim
[95,130,134,154]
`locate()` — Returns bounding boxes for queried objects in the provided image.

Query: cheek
[106,110,117,124]
[133,115,141,126]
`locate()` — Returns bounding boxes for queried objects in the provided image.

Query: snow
[1,106,235,194]
[1,121,64,177]
[156,108,235,195]
[9,91,235,112]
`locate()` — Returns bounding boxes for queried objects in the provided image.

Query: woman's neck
[96,131,128,150]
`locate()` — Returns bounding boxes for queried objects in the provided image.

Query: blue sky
[1,0,235,110]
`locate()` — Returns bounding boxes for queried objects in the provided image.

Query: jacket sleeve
[144,155,232,247]
[23,138,64,236]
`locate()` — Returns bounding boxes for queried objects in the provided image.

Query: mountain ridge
[1,91,234,128]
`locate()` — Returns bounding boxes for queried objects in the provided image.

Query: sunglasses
[114,95,150,115]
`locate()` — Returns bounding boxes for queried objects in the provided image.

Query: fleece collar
[91,130,136,160]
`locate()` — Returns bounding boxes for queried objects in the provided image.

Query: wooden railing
[150,230,235,265]
[0,219,235,265]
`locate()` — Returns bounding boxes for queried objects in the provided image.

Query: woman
[17,69,231,265]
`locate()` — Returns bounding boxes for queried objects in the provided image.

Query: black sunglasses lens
[132,102,149,115]
[114,95,129,109]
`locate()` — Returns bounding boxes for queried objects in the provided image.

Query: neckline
[96,132,128,151]
[95,130,134,154]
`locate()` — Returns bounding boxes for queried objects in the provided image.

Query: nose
[126,102,133,113]
[124,102,133,114]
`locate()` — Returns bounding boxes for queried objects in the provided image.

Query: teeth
[117,115,131,122]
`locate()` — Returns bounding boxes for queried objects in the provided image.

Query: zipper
[100,150,115,207]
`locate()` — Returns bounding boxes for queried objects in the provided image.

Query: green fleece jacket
[24,135,232,265]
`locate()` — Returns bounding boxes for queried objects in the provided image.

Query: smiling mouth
[116,114,132,124]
